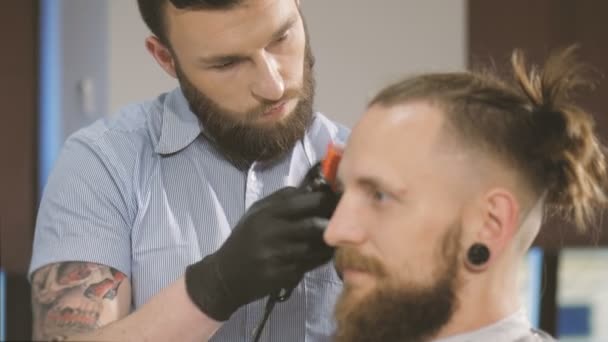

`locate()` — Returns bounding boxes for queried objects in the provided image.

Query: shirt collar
[434,309,532,342]
[153,88,337,162]
[154,88,202,155]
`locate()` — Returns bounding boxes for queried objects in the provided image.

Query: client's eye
[372,191,388,202]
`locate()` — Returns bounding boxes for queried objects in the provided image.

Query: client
[325,47,607,341]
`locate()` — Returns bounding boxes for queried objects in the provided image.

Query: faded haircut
[370,46,607,232]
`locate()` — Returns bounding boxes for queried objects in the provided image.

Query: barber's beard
[175,44,315,169]
[333,225,462,342]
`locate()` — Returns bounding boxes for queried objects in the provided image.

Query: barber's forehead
[166,0,297,48]
[166,0,290,26]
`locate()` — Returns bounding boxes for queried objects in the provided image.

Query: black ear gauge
[467,243,490,266]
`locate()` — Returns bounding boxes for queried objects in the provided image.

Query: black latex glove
[185,185,338,321]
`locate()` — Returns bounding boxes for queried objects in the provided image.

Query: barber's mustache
[246,88,307,120]
[334,247,387,278]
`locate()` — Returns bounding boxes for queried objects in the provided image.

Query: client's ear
[462,188,519,272]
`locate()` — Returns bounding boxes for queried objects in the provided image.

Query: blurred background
[1,0,606,341]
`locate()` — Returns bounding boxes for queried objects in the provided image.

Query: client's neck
[432,266,522,340]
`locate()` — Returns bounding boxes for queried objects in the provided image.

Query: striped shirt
[29,88,349,341]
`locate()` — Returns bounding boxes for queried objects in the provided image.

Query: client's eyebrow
[358,177,386,192]
[198,15,298,66]
[357,176,408,198]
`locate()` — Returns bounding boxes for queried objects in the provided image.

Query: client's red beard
[333,225,462,342]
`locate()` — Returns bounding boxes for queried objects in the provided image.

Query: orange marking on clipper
[321,143,343,190]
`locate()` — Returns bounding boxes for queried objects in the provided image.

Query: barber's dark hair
[137,0,244,45]
[370,46,608,231]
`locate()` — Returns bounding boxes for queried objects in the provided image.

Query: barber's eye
[275,32,290,44]
[213,61,239,70]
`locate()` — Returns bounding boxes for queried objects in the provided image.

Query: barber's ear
[464,189,519,272]
[145,36,177,78]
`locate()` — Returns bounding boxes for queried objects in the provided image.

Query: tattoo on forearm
[31,262,126,340]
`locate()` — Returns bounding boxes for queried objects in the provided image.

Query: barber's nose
[251,52,285,102]
[324,195,367,247]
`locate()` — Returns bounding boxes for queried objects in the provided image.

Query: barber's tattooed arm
[31,262,131,341]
